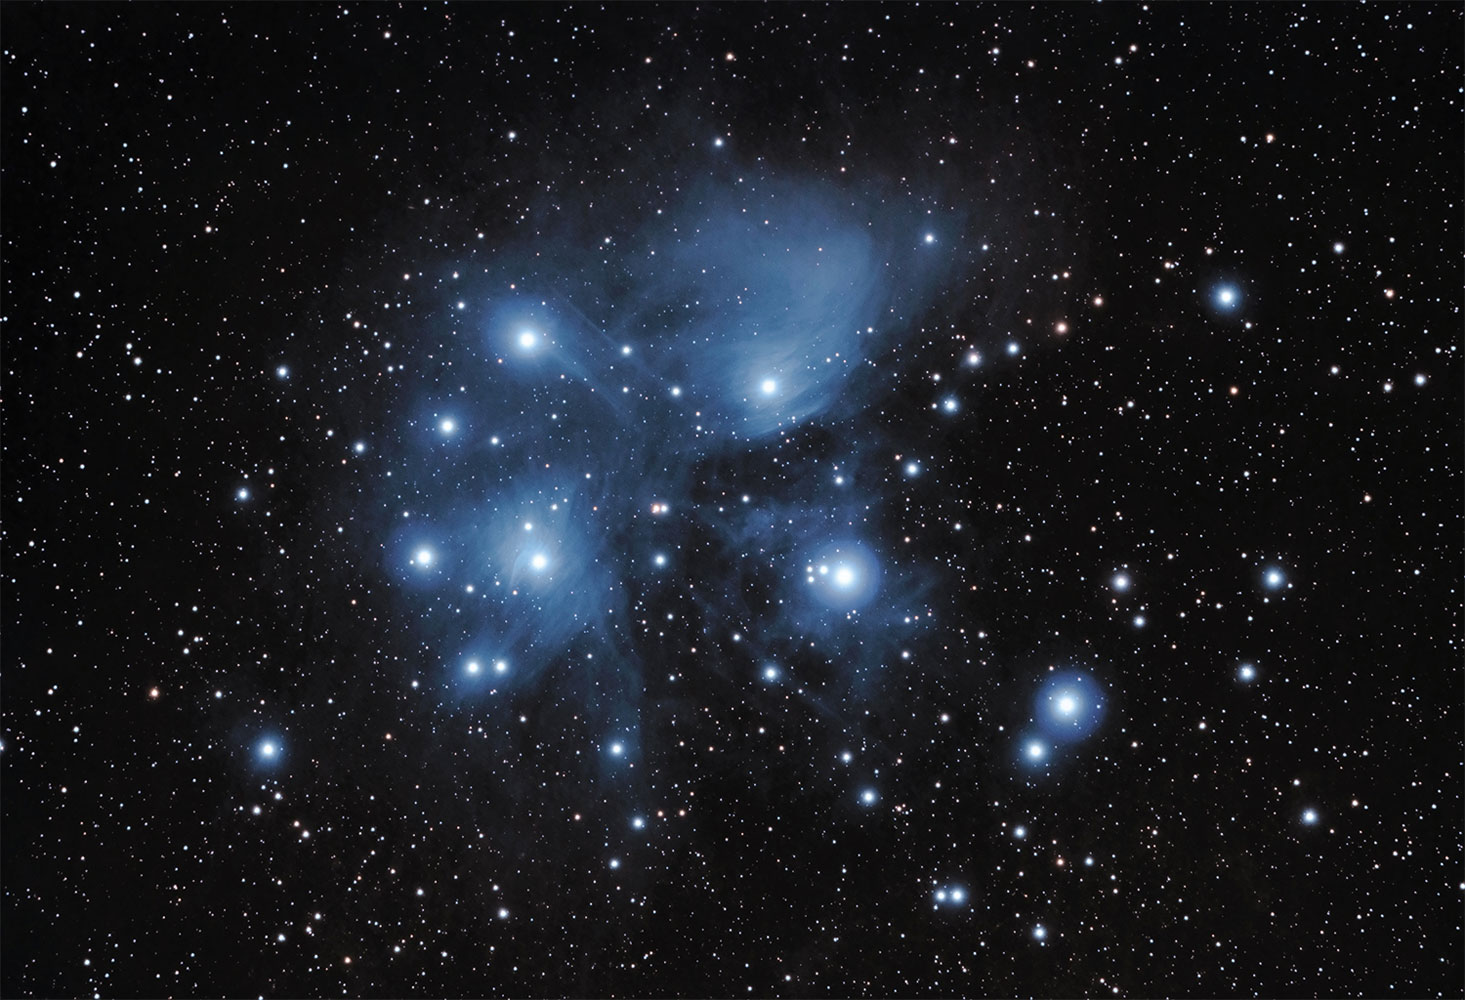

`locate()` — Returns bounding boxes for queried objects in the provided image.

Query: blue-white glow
[608,741,625,757]
[1263,567,1286,589]
[1033,671,1106,744]
[1033,924,1047,941]
[1301,808,1319,825]
[1214,285,1240,309]
[413,547,435,568]
[1111,572,1131,592]
[934,885,966,907]
[807,542,881,610]
[236,488,250,501]
[439,418,457,436]
[860,788,879,806]
[1237,663,1257,682]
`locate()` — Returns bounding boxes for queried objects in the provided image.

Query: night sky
[3,3,1462,997]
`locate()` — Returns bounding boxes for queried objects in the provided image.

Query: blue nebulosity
[1033,671,1107,744]
[328,167,981,724]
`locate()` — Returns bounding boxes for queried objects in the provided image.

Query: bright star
[760,378,777,396]
[1302,809,1319,825]
[465,660,481,675]
[1057,695,1078,715]
[860,788,878,806]
[1033,925,1047,941]
[236,488,250,501]
[494,659,508,674]
[609,742,624,756]
[1264,568,1286,589]
[924,233,936,244]
[414,548,434,567]
[518,330,538,350]
[1112,572,1131,592]
[1238,664,1257,682]
[530,552,549,571]
[439,418,456,435]
[1026,741,1046,761]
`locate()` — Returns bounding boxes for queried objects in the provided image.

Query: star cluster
[2,5,1460,999]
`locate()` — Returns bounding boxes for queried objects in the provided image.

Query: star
[1238,663,1257,682]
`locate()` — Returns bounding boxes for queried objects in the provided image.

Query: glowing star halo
[806,542,880,610]
[1033,671,1106,744]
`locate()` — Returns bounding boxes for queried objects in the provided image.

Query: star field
[1,4,1462,998]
